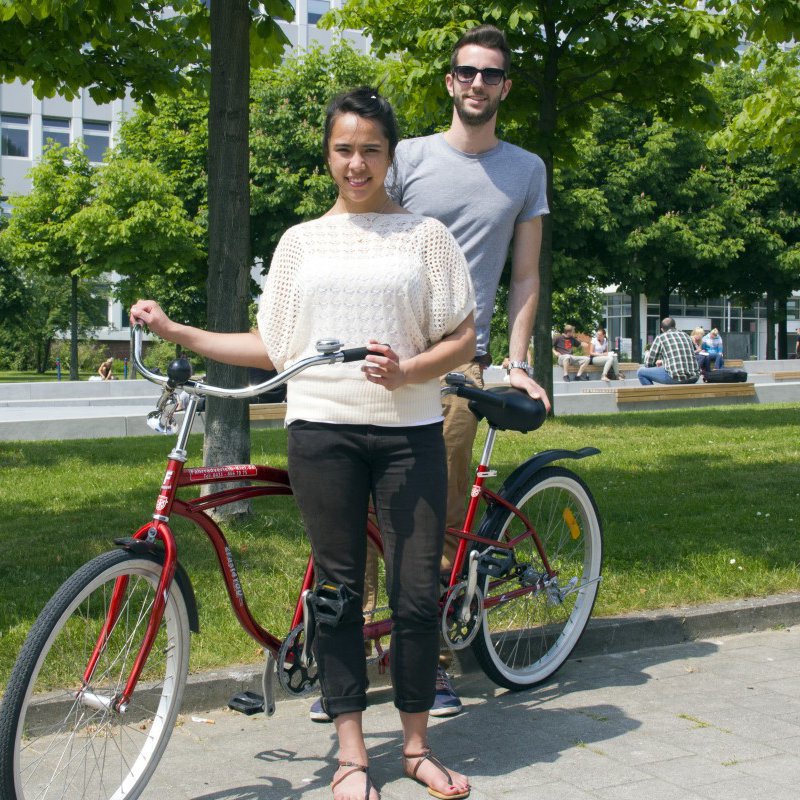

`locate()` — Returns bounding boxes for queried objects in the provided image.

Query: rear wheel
[471,466,602,690]
[0,549,191,800]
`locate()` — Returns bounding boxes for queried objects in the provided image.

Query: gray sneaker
[309,696,331,722]
[429,667,463,717]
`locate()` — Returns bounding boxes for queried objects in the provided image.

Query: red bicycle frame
[92,428,551,710]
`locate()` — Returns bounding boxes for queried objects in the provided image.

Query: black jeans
[287,420,446,718]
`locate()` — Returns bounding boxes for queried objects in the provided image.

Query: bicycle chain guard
[277,624,318,696]
[441,582,484,650]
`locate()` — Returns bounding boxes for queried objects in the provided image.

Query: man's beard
[453,89,502,127]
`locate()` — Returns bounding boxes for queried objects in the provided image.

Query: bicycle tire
[471,466,602,690]
[0,549,191,800]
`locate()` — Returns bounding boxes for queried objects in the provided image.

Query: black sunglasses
[452,65,506,86]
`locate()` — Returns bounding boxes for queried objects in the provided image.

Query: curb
[180,592,800,715]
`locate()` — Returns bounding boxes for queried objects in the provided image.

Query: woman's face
[326,113,392,213]
[596,330,605,341]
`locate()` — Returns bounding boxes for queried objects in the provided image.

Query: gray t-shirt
[388,133,549,356]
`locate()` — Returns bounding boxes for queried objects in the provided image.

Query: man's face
[446,44,511,127]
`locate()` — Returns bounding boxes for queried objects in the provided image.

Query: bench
[615,382,756,408]
[249,403,287,425]
[564,361,639,377]
[773,371,800,381]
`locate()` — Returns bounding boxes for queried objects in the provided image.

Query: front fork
[79,521,178,714]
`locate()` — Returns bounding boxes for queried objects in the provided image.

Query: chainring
[441,582,484,650]
[277,624,318,695]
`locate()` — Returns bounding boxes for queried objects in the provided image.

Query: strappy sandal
[331,759,378,800]
[403,748,470,799]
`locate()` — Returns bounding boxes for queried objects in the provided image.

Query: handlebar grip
[341,347,371,363]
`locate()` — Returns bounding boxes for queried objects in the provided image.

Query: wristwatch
[508,360,532,374]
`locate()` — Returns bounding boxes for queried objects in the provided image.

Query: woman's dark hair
[322,87,400,162]
[450,24,511,73]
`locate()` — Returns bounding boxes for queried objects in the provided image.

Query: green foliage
[71,155,204,316]
[0,1,296,109]
[249,42,388,263]
[552,285,606,335]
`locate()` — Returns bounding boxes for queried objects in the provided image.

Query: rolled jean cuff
[324,692,367,719]
[394,696,436,714]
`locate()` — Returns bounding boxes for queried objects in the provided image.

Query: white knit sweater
[257,212,475,425]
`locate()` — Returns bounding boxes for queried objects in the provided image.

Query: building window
[83,120,110,162]
[1,113,30,157]
[0,197,12,218]
[307,0,330,24]
[42,117,71,151]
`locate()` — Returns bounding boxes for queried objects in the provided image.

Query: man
[638,318,700,385]
[309,24,550,722]
[553,324,590,381]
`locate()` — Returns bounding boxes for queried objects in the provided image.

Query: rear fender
[477,448,600,538]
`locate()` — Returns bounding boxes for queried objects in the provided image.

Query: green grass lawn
[1,403,798,686]
[0,370,128,382]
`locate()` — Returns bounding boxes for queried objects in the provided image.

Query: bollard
[123,356,128,380]
[56,357,62,381]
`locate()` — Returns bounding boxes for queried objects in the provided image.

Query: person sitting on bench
[638,318,700,385]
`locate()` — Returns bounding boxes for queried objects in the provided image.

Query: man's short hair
[450,24,511,73]
[661,318,676,330]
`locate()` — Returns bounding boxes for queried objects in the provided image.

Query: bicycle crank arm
[262,652,277,717]
[458,551,480,625]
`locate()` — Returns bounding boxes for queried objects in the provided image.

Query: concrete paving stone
[759,675,800,698]
[734,753,800,787]
[636,754,751,788]
[593,776,709,800]
[550,748,656,791]
[662,725,783,763]
[696,708,800,743]
[693,772,792,800]
[585,732,695,765]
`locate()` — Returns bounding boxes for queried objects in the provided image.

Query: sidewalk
[141,624,800,799]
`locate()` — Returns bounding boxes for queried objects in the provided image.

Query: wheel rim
[12,557,187,800]
[478,471,601,684]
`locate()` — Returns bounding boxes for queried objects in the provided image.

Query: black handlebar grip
[340,347,371,363]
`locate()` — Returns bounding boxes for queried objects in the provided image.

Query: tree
[1,143,95,380]
[0,1,210,110]
[327,0,800,401]
[70,155,204,316]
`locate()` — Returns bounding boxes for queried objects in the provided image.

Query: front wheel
[0,549,191,800]
[471,466,602,690]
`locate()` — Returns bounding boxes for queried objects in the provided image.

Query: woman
[98,357,115,380]
[588,327,622,382]
[131,88,474,800]
[691,327,711,379]
[701,327,724,370]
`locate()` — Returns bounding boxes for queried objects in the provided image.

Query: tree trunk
[203,0,252,518]
[630,291,642,362]
[659,294,670,322]
[778,300,788,359]
[766,291,776,360]
[70,273,79,380]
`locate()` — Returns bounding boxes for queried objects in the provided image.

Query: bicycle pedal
[477,547,515,578]
[227,690,265,715]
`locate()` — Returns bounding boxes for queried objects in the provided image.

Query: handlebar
[130,325,369,400]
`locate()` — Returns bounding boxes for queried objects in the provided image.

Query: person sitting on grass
[98,358,115,381]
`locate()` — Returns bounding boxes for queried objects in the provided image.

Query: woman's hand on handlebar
[130,299,274,371]
[130,300,174,339]
[362,341,406,392]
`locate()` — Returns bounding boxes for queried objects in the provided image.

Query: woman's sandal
[331,760,378,800]
[403,748,470,799]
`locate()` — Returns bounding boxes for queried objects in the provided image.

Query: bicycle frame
[92,333,564,710]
